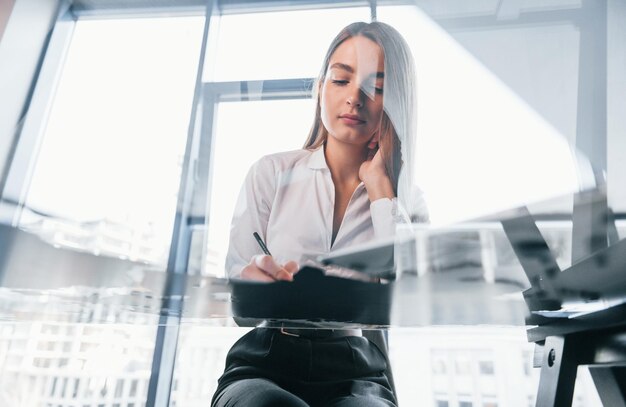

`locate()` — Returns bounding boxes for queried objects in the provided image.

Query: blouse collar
[306,147,329,170]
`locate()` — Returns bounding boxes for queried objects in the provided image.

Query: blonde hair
[303,22,417,200]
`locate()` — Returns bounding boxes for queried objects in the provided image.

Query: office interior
[0,0,625,406]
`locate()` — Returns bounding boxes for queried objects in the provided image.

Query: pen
[253,232,272,256]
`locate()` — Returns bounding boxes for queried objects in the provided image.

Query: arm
[226,157,298,281]
[359,149,429,238]
[368,188,429,238]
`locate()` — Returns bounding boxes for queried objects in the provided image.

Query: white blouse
[226,147,428,278]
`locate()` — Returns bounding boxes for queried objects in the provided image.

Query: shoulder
[260,149,312,166]
[255,149,314,172]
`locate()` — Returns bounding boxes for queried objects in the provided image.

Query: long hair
[303,22,417,204]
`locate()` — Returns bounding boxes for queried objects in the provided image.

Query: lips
[339,114,365,125]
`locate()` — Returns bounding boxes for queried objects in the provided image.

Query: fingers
[283,260,300,275]
[254,255,294,281]
[239,256,299,282]
[240,264,276,282]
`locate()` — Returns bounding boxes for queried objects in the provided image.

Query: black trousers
[211,328,397,407]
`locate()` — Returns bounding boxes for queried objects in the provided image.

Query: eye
[372,81,384,94]
[331,80,348,86]
[364,84,384,95]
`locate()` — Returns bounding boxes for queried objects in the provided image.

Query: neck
[324,137,367,185]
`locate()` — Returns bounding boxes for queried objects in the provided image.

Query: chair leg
[589,366,626,407]
[535,336,582,407]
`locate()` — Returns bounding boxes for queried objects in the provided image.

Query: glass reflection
[377,4,585,224]
[0,321,157,406]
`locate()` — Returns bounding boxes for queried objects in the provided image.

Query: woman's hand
[240,255,299,282]
[359,142,395,201]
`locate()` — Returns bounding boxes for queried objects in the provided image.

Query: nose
[346,82,373,108]
[346,89,364,108]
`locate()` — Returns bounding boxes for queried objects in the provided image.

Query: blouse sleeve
[225,157,276,279]
[369,186,429,239]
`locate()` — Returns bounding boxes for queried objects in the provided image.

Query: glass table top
[2,188,623,329]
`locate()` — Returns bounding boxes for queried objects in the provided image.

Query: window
[60,378,68,397]
[479,360,495,375]
[432,359,447,375]
[17,16,205,267]
[482,395,499,407]
[455,354,472,375]
[38,341,56,351]
[99,379,108,397]
[129,379,138,397]
[208,7,370,81]
[35,358,52,368]
[72,379,79,398]
[114,379,124,398]
[50,377,57,396]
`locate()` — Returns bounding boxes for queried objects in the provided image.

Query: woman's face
[320,35,385,149]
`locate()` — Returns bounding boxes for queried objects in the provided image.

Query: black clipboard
[229,266,393,325]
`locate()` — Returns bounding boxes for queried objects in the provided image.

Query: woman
[212,21,428,407]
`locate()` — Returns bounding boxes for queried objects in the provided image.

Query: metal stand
[535,335,591,407]
[534,332,626,407]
